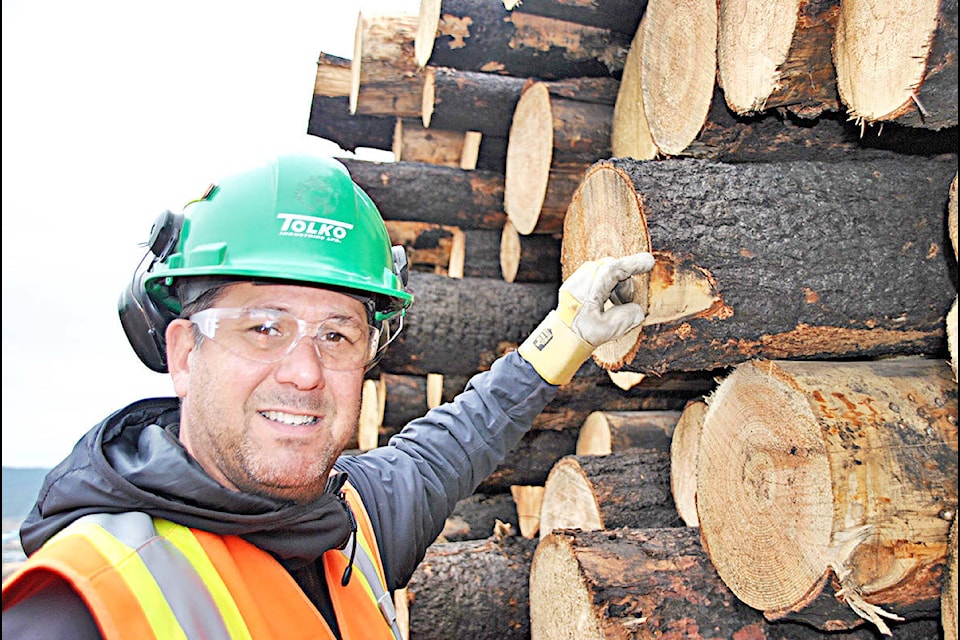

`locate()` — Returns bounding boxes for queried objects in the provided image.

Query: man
[2,153,654,639]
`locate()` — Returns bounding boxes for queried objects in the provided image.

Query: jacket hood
[20,397,353,571]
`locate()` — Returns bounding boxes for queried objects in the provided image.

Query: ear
[165,319,196,398]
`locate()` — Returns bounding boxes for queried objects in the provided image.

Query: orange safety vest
[2,482,401,640]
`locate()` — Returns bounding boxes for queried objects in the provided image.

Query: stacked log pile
[307,0,958,638]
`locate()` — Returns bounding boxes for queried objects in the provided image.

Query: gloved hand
[518,252,655,385]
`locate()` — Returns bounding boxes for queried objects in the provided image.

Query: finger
[590,253,655,304]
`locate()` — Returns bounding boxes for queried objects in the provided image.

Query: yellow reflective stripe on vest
[339,531,401,638]
[153,518,253,640]
[69,512,239,639]
[53,515,189,640]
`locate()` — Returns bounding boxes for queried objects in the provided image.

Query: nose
[273,334,327,390]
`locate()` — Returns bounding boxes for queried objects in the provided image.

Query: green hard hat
[145,153,413,322]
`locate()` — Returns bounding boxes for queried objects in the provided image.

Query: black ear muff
[118,210,183,373]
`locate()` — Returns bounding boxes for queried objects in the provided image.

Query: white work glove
[518,253,655,385]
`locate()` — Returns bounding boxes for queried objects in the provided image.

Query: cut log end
[948,297,958,382]
[349,14,364,114]
[421,66,436,128]
[499,221,521,283]
[698,361,834,612]
[562,162,651,369]
[717,0,801,115]
[833,0,940,124]
[670,399,708,527]
[640,0,718,155]
[539,458,602,540]
[415,0,441,68]
[950,172,958,260]
[944,516,959,640]
[529,534,605,640]
[611,25,657,160]
[504,82,553,235]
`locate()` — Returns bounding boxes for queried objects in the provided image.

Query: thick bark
[440,492,520,542]
[308,53,394,151]
[307,96,395,153]
[680,90,959,162]
[378,272,556,377]
[834,0,958,130]
[575,410,681,455]
[400,535,537,640]
[698,357,958,633]
[502,0,647,35]
[478,425,580,493]
[562,156,959,373]
[669,399,708,527]
[415,0,629,78]
[718,0,840,117]
[539,450,683,539]
[530,527,943,639]
[338,158,506,230]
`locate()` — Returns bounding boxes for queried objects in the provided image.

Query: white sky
[2,0,418,468]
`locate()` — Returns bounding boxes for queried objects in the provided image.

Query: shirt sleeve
[334,350,558,589]
[2,576,103,640]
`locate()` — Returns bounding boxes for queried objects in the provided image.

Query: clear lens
[190,308,380,371]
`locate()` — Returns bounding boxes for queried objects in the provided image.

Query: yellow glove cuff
[518,310,595,386]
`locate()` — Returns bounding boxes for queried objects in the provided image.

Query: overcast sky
[2,0,418,468]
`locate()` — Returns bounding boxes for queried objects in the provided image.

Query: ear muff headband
[117,210,183,373]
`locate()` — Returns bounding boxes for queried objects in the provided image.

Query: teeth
[260,411,317,426]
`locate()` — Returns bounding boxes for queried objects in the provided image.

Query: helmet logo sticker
[276,213,353,243]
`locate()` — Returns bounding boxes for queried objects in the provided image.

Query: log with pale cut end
[422,67,618,139]
[833,0,958,130]
[399,535,537,640]
[575,410,681,455]
[697,357,958,633]
[669,398,708,527]
[498,222,561,283]
[505,81,612,235]
[950,171,958,259]
[529,527,937,639]
[384,220,464,277]
[562,156,959,373]
[393,117,475,169]
[337,158,506,230]
[358,379,382,451]
[718,0,840,118]
[949,297,958,381]
[945,515,959,640]
[611,20,657,160]
[640,0,718,155]
[307,53,394,152]
[350,12,422,117]
[510,485,545,538]
[538,450,682,540]
[415,0,630,78]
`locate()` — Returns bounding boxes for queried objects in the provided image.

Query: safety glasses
[189,307,387,371]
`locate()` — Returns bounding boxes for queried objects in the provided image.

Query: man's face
[165,282,367,502]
